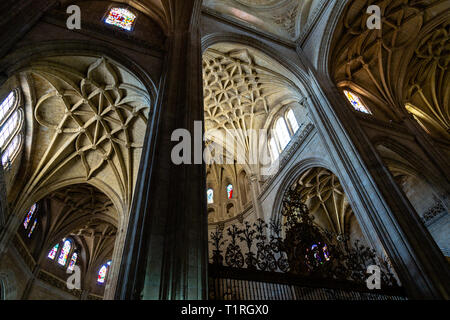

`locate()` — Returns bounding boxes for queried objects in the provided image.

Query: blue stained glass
[67,252,78,272]
[23,204,37,229]
[58,239,72,266]
[98,260,112,284]
[27,219,37,238]
[48,244,59,260]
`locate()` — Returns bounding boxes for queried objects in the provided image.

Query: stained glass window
[58,239,72,266]
[323,244,331,261]
[343,90,371,114]
[98,260,112,284]
[0,91,15,124]
[105,8,136,31]
[226,184,233,199]
[275,117,290,150]
[0,111,19,149]
[23,203,37,229]
[27,219,37,238]
[67,252,78,272]
[207,188,214,204]
[286,109,299,134]
[48,243,59,260]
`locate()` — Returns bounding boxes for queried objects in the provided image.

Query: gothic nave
[0,0,448,302]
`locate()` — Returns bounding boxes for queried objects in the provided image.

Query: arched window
[48,243,59,260]
[67,252,78,272]
[48,239,79,272]
[269,137,279,161]
[207,188,214,204]
[23,203,37,229]
[275,117,290,150]
[226,184,233,199]
[286,109,299,134]
[97,260,112,284]
[0,90,23,169]
[1,134,21,167]
[0,111,19,148]
[105,8,136,31]
[27,219,37,238]
[343,90,371,114]
[0,91,15,123]
[58,239,72,266]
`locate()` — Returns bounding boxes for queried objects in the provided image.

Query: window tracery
[47,238,79,272]
[0,90,23,168]
[275,117,290,150]
[58,239,72,266]
[23,203,37,230]
[286,108,299,134]
[105,8,136,31]
[97,260,112,284]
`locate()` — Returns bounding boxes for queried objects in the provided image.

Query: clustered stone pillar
[115,0,208,300]
[248,174,264,220]
[305,57,450,299]
[401,114,450,207]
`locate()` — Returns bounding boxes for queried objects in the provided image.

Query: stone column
[248,175,264,220]
[115,0,208,300]
[304,54,450,299]
[401,114,450,206]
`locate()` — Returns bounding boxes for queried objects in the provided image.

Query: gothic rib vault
[10,56,151,219]
[331,0,450,140]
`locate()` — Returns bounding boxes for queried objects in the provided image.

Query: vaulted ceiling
[203,43,304,170]
[203,0,325,41]
[8,55,151,219]
[331,0,449,140]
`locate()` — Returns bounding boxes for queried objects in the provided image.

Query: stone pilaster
[248,175,264,220]
[115,0,208,300]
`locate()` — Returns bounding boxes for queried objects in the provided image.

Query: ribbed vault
[203,43,302,169]
[10,55,151,217]
[287,167,362,241]
[331,0,449,139]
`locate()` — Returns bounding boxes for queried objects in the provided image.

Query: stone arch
[0,270,17,300]
[324,0,450,139]
[0,40,158,100]
[272,160,371,248]
[0,42,158,299]
[271,157,333,223]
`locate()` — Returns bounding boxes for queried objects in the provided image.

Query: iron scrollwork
[209,188,400,288]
